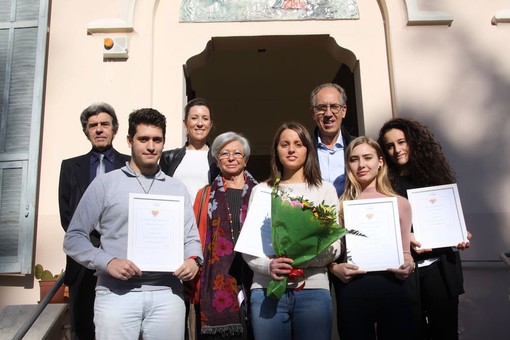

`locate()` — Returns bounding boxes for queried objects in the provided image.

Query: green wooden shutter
[0,0,48,274]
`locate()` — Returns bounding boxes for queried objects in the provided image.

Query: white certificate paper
[407,183,468,249]
[234,186,275,257]
[127,193,184,272]
[343,197,404,271]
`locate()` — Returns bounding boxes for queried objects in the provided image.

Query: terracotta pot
[39,280,66,304]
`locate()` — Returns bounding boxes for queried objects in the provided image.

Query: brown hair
[267,122,322,187]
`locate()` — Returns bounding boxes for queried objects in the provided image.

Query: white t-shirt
[172,150,210,203]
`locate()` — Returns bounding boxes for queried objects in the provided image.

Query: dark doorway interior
[184,35,359,182]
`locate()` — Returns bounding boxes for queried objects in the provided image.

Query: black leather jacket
[159,143,219,184]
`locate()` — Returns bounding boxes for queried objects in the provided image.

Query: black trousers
[419,261,459,340]
[334,272,416,340]
[403,268,428,340]
[68,267,97,340]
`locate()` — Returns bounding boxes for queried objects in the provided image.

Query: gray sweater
[63,163,202,291]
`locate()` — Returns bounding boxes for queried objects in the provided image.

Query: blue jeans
[250,288,332,340]
[94,288,185,340]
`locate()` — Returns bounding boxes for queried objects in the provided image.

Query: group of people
[60,83,470,340]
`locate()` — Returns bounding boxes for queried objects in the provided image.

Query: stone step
[0,304,70,339]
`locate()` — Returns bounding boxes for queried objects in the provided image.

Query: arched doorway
[184,35,360,181]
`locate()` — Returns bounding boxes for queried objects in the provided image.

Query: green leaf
[267,277,288,300]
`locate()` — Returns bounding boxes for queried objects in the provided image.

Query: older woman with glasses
[191,132,258,339]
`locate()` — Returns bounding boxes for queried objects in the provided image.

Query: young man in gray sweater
[64,108,202,340]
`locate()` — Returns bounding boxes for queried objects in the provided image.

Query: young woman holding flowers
[330,136,416,340]
[378,118,471,340]
[192,132,258,339]
[243,122,342,340]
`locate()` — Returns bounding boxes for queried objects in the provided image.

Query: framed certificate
[234,186,275,258]
[127,193,184,272]
[407,183,468,249]
[343,197,404,271]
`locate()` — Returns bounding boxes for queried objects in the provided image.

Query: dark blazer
[312,125,355,153]
[159,144,220,183]
[313,125,355,266]
[58,148,130,284]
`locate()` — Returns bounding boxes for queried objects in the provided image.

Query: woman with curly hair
[378,118,471,340]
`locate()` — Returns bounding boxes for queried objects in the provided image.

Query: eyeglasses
[313,104,346,116]
[218,150,244,160]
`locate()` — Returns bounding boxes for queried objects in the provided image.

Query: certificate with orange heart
[127,193,184,272]
[407,184,468,249]
[343,197,404,271]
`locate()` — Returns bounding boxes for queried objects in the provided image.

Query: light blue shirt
[317,132,346,197]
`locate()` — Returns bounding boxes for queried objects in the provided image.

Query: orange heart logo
[151,210,159,217]
[366,213,374,219]
[429,199,437,204]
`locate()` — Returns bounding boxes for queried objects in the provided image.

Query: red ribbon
[288,268,306,291]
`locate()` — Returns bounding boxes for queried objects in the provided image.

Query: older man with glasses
[310,83,355,197]
[310,83,356,338]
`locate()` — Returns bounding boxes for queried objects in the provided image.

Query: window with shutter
[0,0,48,274]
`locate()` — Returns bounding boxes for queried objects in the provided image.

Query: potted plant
[34,264,66,304]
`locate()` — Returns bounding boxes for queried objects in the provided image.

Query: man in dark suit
[59,102,130,339]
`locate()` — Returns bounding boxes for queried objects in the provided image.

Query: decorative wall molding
[180,0,359,22]
[86,0,135,34]
[404,0,453,26]
[491,9,510,26]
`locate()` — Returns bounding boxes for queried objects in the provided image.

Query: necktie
[96,154,105,176]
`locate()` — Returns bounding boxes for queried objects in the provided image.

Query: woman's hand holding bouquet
[267,179,347,299]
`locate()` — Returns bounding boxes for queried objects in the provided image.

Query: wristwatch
[189,256,203,268]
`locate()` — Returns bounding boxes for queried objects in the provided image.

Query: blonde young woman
[329,136,416,340]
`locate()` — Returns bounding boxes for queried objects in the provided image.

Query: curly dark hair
[377,118,456,187]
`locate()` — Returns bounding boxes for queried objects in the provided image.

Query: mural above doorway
[180,0,359,22]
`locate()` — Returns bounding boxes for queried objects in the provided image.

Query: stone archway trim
[86,0,136,33]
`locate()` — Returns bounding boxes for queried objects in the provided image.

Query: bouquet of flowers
[268,179,347,299]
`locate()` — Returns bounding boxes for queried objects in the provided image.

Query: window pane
[16,0,40,21]
[0,29,8,127]
[6,27,36,152]
[0,0,12,22]
[0,166,22,259]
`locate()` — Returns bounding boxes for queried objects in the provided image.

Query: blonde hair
[339,136,396,221]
